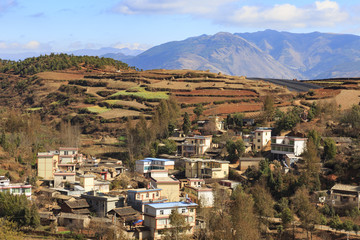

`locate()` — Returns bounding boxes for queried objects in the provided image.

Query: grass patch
[26,107,43,111]
[86,106,110,114]
[105,100,120,105]
[50,101,60,105]
[110,87,169,100]
[0,169,7,175]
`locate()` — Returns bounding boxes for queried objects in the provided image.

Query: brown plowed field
[203,103,262,115]
[172,89,257,97]
[174,96,253,104]
[310,89,341,99]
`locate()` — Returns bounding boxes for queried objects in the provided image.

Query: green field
[110,87,169,100]
[86,106,110,113]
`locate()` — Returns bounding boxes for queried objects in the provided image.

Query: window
[64,151,68,155]
[257,146,260,149]
[158,219,166,225]
[190,209,194,213]
[257,133,260,136]
[146,193,149,198]
[257,139,260,143]
[63,176,66,180]
[182,208,186,213]
[160,210,164,215]
[137,194,140,199]
[12,188,20,193]
[188,216,194,222]
[156,192,159,197]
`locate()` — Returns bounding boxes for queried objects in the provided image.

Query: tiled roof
[331,184,360,192]
[64,199,90,209]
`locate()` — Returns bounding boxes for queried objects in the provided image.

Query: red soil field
[172,89,257,96]
[311,89,341,99]
[203,103,262,115]
[174,96,253,104]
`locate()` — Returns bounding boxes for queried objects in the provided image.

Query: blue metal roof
[146,201,198,209]
[145,157,173,162]
[128,188,162,193]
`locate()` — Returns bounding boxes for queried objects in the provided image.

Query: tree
[182,112,191,135]
[231,187,260,240]
[275,107,301,132]
[301,139,321,191]
[207,183,233,240]
[292,187,320,239]
[263,95,275,122]
[250,184,274,218]
[157,139,177,155]
[164,208,190,240]
[323,138,336,161]
[307,129,321,149]
[193,104,204,119]
[249,184,274,235]
[226,139,245,163]
[281,207,293,227]
[0,219,24,240]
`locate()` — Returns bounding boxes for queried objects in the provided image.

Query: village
[1,103,360,240]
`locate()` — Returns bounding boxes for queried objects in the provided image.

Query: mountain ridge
[110,30,360,79]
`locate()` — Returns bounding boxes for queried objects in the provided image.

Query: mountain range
[2,30,360,79]
[107,30,360,80]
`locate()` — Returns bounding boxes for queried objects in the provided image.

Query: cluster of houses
[1,116,356,239]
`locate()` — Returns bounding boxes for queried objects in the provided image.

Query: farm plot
[110,87,169,100]
[104,100,150,110]
[99,109,146,119]
[37,71,84,80]
[203,103,263,115]
[172,89,257,97]
[308,89,341,99]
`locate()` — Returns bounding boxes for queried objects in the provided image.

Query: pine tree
[182,112,191,135]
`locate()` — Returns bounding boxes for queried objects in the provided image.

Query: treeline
[0,192,39,228]
[0,53,130,76]
[125,98,179,167]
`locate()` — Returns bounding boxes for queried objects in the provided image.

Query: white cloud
[113,0,236,15]
[0,40,51,53]
[24,41,40,49]
[223,1,348,29]
[112,0,349,30]
[113,42,151,50]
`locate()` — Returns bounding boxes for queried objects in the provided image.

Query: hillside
[0,55,295,139]
[111,30,360,79]
[0,54,360,183]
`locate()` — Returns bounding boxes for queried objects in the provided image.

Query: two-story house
[271,136,307,160]
[0,176,32,199]
[127,188,168,212]
[143,201,198,240]
[136,158,175,176]
[184,158,229,179]
[181,135,212,157]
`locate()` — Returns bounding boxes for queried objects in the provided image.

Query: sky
[0,0,360,55]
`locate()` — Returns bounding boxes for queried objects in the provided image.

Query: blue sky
[0,0,360,54]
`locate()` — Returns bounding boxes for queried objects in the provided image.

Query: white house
[271,136,307,160]
[253,127,272,151]
[143,201,198,240]
[181,135,212,157]
[136,158,175,175]
[0,176,32,199]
